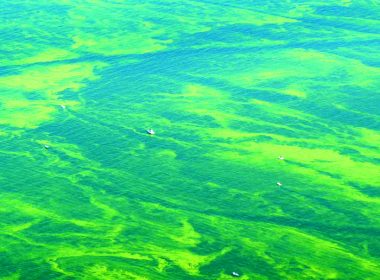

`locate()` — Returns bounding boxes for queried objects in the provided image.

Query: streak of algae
[7,49,79,67]
[168,83,380,198]
[0,63,105,129]
[192,49,380,102]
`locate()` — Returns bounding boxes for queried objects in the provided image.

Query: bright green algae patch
[0,62,105,129]
[0,0,380,279]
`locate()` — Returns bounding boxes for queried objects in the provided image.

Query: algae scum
[1,0,380,279]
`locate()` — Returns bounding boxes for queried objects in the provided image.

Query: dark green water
[0,1,380,279]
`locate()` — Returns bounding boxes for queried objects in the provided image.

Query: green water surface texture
[0,0,380,279]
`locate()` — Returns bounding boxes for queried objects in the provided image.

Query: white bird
[146,129,155,135]
[60,104,66,110]
[231,271,240,277]
[276,182,282,187]
[278,155,285,160]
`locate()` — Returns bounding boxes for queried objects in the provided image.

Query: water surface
[0,1,380,279]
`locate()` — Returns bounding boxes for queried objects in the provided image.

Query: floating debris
[231,271,240,277]
[146,129,155,135]
[276,182,282,187]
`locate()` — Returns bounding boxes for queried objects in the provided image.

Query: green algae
[0,0,379,279]
[0,62,104,129]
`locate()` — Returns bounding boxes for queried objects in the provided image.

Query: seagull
[278,155,285,160]
[146,129,155,135]
[276,182,282,187]
[231,271,240,277]
[60,104,66,110]
[44,145,50,149]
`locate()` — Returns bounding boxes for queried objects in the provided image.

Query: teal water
[0,1,380,279]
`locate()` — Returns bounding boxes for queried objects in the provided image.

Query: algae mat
[1,1,380,279]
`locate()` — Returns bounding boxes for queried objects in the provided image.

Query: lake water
[0,1,379,279]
